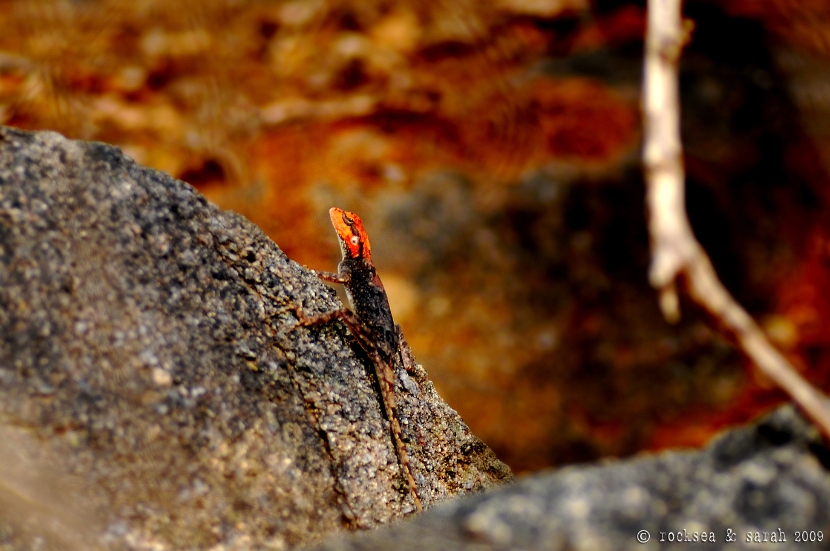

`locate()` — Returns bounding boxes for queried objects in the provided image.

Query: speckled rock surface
[0,126,513,551]
[310,404,830,551]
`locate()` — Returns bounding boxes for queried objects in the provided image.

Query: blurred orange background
[2,0,830,473]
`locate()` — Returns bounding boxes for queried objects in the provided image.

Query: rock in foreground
[0,127,512,551]
[312,404,830,551]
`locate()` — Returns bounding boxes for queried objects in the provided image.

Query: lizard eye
[350,235,360,246]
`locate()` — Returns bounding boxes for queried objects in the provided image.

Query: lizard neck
[339,256,376,282]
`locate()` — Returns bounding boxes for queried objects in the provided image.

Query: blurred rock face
[1,0,829,473]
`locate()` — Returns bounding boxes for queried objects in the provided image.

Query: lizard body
[300,207,422,513]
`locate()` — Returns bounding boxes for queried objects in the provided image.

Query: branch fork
[642,0,830,439]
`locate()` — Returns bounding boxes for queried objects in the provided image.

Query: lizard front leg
[311,270,349,285]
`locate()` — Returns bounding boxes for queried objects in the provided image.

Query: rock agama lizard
[298,207,422,512]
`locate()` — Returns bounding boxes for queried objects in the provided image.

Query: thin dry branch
[642,0,830,439]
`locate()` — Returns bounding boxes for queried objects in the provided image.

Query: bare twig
[642,0,830,438]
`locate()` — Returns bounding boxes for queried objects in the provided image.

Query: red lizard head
[329,207,372,262]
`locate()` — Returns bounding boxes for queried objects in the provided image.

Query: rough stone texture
[312,404,830,551]
[0,126,513,551]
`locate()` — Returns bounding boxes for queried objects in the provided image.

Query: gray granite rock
[6,125,829,551]
[311,404,830,551]
[0,126,512,551]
